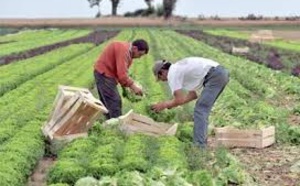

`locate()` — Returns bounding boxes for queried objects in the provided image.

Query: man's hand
[129,83,143,96]
[151,102,167,112]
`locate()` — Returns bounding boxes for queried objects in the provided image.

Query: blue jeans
[193,66,229,148]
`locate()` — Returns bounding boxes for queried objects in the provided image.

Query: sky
[0,0,299,18]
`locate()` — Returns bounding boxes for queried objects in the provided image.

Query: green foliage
[214,147,231,169]
[143,136,160,165]
[0,164,23,186]
[155,136,187,169]
[121,87,143,102]
[145,105,176,123]
[217,164,246,185]
[184,144,213,171]
[277,124,300,144]
[47,160,87,185]
[58,138,95,161]
[48,184,70,186]
[124,7,155,17]
[288,126,300,144]
[146,167,191,186]
[186,170,214,186]
[98,176,118,185]
[292,105,300,115]
[120,135,149,172]
[116,171,145,186]
[176,122,193,143]
[75,176,99,186]
[89,144,121,178]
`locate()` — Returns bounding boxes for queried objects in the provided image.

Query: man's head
[153,60,171,81]
[131,39,149,58]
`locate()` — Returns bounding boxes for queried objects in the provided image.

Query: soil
[230,144,300,186]
[241,30,300,42]
[272,30,300,41]
[208,138,300,186]
[27,157,56,186]
[288,114,300,126]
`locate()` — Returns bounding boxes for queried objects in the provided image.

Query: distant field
[0,22,299,186]
[1,17,300,28]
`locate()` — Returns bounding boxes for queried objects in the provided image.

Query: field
[0,18,299,186]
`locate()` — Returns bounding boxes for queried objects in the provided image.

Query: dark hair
[132,39,149,54]
[161,60,172,70]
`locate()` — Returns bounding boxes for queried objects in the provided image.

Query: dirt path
[27,157,56,186]
[272,30,300,41]
[230,144,300,186]
[241,30,300,42]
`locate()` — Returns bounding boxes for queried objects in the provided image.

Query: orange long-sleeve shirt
[94,41,134,87]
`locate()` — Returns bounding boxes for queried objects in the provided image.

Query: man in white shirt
[151,57,229,148]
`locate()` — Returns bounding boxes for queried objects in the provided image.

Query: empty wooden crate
[115,110,178,136]
[46,85,90,124]
[214,126,275,148]
[42,85,108,141]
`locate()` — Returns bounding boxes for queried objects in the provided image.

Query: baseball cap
[152,60,167,78]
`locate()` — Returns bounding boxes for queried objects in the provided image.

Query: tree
[144,0,153,9]
[163,0,177,19]
[87,0,102,18]
[111,0,121,16]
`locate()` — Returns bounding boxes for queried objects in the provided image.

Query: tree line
[87,0,177,19]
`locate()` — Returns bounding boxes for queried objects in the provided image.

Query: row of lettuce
[0,29,91,57]
[178,29,300,77]
[50,28,298,185]
[0,30,122,186]
[48,126,252,186]
[204,29,300,52]
[155,29,299,144]
[47,29,254,186]
[0,44,94,96]
[48,30,286,185]
[0,28,299,185]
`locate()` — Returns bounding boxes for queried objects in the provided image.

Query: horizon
[1,0,300,19]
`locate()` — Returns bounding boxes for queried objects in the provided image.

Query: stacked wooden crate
[42,85,108,142]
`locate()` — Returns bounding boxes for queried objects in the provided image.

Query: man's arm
[115,44,134,87]
[151,90,197,112]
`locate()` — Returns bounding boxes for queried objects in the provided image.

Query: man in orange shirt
[94,39,149,119]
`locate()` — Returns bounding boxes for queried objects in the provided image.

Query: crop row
[162,30,299,144]
[48,29,254,186]
[0,29,91,57]
[0,30,124,186]
[0,43,94,96]
[178,30,300,77]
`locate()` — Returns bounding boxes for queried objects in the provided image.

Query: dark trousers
[94,70,122,119]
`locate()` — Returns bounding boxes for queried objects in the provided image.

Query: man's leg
[94,70,122,119]
[193,66,229,148]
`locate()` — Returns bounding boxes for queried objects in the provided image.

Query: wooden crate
[214,126,275,148]
[46,85,90,124]
[116,110,178,136]
[42,86,108,140]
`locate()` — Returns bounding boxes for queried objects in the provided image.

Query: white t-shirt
[167,57,219,95]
